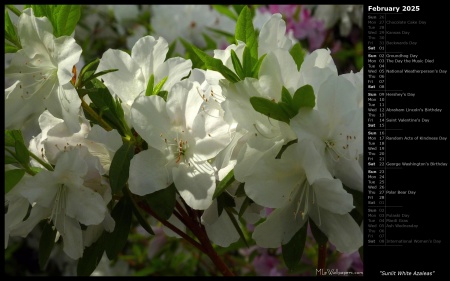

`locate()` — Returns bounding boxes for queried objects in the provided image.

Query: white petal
[55,215,83,260]
[5,197,29,248]
[19,172,58,208]
[313,178,354,214]
[128,148,173,196]
[43,82,81,133]
[9,205,50,238]
[155,57,192,91]
[299,48,337,94]
[131,36,167,82]
[96,49,145,104]
[66,185,107,226]
[334,157,363,192]
[258,13,292,55]
[54,36,82,84]
[204,209,240,247]
[130,95,172,152]
[172,161,215,210]
[309,209,363,253]
[252,193,306,248]
[244,145,302,208]
[192,112,231,160]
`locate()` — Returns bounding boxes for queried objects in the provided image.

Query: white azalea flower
[96,35,192,121]
[5,8,82,133]
[28,110,122,172]
[291,74,363,191]
[130,81,231,210]
[248,141,362,253]
[8,147,110,260]
[220,78,297,180]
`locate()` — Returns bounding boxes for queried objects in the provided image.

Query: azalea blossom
[96,35,192,121]
[291,74,363,191]
[8,147,111,259]
[5,8,82,133]
[129,80,231,210]
[248,141,363,253]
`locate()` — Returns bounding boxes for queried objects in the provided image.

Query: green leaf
[249,97,290,124]
[4,9,21,49]
[212,5,238,21]
[217,192,235,217]
[6,5,22,17]
[5,169,25,194]
[235,6,258,66]
[125,190,155,235]
[105,197,133,260]
[83,68,118,86]
[86,79,127,135]
[289,43,306,71]
[145,74,155,96]
[14,138,30,168]
[238,196,252,218]
[5,130,16,146]
[242,46,253,78]
[76,58,99,88]
[30,5,80,37]
[281,86,293,104]
[157,90,168,101]
[153,76,168,95]
[145,183,176,221]
[38,222,57,270]
[230,49,244,80]
[5,42,20,53]
[250,53,266,78]
[5,154,18,165]
[278,102,297,119]
[53,5,81,37]
[309,218,328,245]
[109,142,134,195]
[235,182,246,197]
[225,207,249,247]
[292,84,315,110]
[213,170,235,199]
[202,32,218,50]
[77,235,106,276]
[166,40,177,59]
[282,220,308,270]
[190,44,240,83]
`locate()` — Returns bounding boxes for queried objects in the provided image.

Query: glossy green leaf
[145,74,155,96]
[282,220,308,270]
[77,235,106,276]
[309,218,328,245]
[29,5,80,37]
[105,197,133,260]
[5,169,25,194]
[230,49,244,80]
[179,37,205,69]
[235,6,258,65]
[213,169,235,199]
[225,207,249,247]
[145,183,176,221]
[251,53,266,78]
[217,192,235,217]
[290,42,306,71]
[109,142,134,195]
[153,76,168,95]
[38,222,57,270]
[250,97,290,124]
[125,190,155,235]
[190,44,240,83]
[292,85,315,110]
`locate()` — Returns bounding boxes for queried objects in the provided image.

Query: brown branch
[317,242,327,276]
